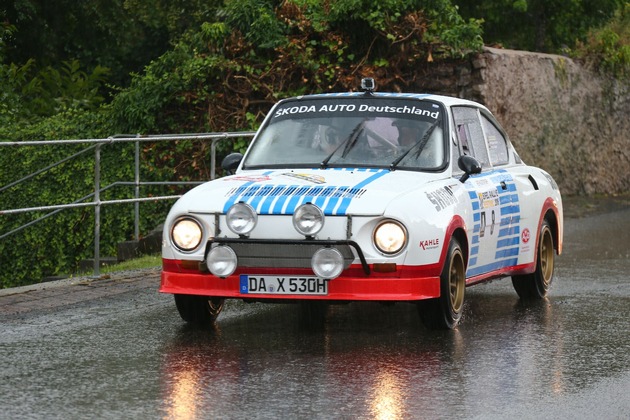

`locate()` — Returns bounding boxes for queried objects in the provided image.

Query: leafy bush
[110,0,483,179]
[0,59,109,125]
[576,2,630,78]
[1,0,485,287]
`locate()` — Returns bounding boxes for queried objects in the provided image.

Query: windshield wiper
[320,121,365,168]
[389,118,441,170]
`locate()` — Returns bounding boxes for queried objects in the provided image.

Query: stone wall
[414,47,630,196]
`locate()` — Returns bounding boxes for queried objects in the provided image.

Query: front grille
[207,238,369,273]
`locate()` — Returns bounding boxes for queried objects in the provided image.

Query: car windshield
[242,97,446,171]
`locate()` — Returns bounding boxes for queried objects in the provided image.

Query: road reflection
[159,268,628,418]
[159,303,473,418]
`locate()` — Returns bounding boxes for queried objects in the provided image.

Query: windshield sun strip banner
[270,97,442,123]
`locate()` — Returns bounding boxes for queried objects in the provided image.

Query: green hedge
[0,109,173,288]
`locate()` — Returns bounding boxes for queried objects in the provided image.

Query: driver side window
[452,106,490,169]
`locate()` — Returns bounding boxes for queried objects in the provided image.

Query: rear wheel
[512,220,555,300]
[174,294,225,325]
[419,238,466,330]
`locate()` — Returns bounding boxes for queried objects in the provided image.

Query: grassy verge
[102,254,161,273]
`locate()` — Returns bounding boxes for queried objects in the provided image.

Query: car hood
[177,168,445,216]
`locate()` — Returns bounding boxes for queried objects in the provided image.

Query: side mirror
[458,155,482,183]
[221,152,243,175]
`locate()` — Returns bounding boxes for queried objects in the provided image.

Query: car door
[452,106,522,279]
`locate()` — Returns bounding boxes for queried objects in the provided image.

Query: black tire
[174,294,225,325]
[419,238,466,330]
[512,220,555,300]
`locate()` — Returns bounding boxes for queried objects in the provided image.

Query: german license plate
[239,275,328,295]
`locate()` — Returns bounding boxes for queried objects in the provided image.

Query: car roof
[291,92,488,111]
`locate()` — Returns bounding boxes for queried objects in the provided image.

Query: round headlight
[312,247,344,279]
[171,217,203,252]
[293,203,324,236]
[373,220,407,255]
[226,202,257,235]
[207,246,237,277]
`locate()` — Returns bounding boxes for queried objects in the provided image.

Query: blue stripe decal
[225,171,383,215]
[270,186,299,214]
[500,205,520,216]
[498,226,520,237]
[222,185,251,213]
[284,186,314,214]
[323,186,349,215]
[222,171,274,212]
[302,186,324,208]
[259,185,286,214]
[464,169,522,277]
[334,170,389,215]
[248,185,273,209]
[313,186,336,208]
[495,247,520,259]
[499,194,513,205]
[467,258,519,277]
[497,237,520,248]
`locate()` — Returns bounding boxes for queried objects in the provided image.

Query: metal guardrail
[0,132,255,277]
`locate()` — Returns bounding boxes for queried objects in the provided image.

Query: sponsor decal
[477,188,500,208]
[227,175,272,182]
[273,103,440,119]
[425,186,457,212]
[419,238,440,250]
[521,228,530,244]
[282,173,326,184]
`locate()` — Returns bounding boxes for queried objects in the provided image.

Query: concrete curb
[0,267,161,297]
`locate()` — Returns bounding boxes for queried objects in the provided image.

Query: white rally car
[160,79,563,329]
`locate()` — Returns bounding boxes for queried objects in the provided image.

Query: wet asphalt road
[0,201,628,419]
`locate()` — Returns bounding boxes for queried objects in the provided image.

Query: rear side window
[452,107,490,169]
[481,114,509,166]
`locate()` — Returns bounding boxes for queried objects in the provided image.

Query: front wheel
[419,238,466,330]
[512,220,555,300]
[174,294,225,325]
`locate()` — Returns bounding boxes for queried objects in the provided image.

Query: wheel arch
[442,215,469,271]
[452,228,469,269]
[540,197,562,255]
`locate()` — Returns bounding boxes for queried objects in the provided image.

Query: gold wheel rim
[207,298,223,314]
[449,249,465,313]
[539,227,554,286]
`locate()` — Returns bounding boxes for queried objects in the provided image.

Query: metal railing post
[93,143,101,277]
[134,139,140,240]
[211,137,218,180]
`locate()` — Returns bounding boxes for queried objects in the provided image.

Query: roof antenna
[361,78,376,94]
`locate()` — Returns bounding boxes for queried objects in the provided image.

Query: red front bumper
[160,259,441,302]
